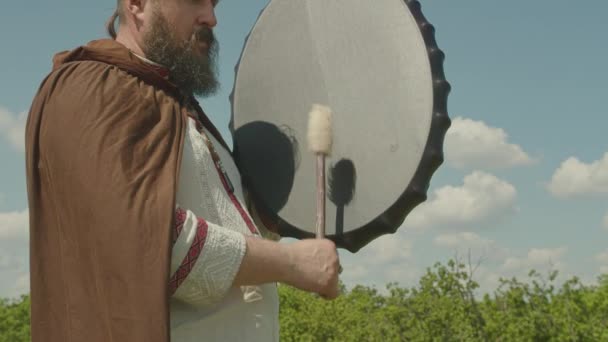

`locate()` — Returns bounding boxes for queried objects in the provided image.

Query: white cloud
[434,231,510,263]
[596,250,608,274]
[445,117,534,169]
[384,264,421,286]
[597,250,608,263]
[0,252,22,271]
[502,247,567,271]
[434,232,493,248]
[13,273,30,296]
[339,232,416,289]
[0,107,27,152]
[0,208,29,297]
[366,233,412,264]
[547,152,608,198]
[341,264,369,280]
[602,212,608,230]
[438,245,575,296]
[0,209,29,240]
[467,265,503,295]
[460,246,573,295]
[407,171,517,230]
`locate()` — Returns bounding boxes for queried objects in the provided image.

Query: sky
[1,0,607,298]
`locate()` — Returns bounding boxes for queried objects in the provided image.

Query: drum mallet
[307,104,332,239]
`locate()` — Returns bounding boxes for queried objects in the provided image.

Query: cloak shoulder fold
[26,59,186,342]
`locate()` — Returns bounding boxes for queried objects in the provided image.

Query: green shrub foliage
[2,260,607,341]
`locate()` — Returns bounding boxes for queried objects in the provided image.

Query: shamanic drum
[230,0,450,252]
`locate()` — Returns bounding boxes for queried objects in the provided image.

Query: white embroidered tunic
[169,117,280,341]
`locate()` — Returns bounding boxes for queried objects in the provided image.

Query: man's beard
[142,9,219,97]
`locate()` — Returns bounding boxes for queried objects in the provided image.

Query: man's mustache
[196,28,215,46]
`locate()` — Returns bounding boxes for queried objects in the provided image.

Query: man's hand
[233,237,341,300]
[284,239,341,299]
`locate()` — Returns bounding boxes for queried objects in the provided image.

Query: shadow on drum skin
[233,121,298,215]
[328,159,356,237]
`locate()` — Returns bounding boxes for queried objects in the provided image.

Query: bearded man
[25,0,341,341]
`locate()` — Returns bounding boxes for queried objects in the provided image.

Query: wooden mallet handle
[316,155,326,239]
[307,104,332,239]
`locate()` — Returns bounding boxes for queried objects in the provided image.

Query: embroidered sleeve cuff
[171,222,246,308]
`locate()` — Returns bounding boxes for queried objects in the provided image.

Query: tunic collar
[131,52,170,80]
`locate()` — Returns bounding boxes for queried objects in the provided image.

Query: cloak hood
[52,38,229,149]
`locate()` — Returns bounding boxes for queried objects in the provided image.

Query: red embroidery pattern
[149,63,170,79]
[190,116,259,236]
[228,191,258,235]
[169,217,209,296]
[215,168,258,235]
[173,208,187,244]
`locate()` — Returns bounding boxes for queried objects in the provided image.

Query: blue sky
[1,0,607,298]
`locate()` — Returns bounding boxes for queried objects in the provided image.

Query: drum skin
[230,0,450,252]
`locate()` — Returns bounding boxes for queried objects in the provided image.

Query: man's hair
[106,1,123,39]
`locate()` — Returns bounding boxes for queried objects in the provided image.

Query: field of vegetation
[2,259,607,341]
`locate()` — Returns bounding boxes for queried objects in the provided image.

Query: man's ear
[125,0,149,26]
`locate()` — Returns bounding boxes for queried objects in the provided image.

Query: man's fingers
[321,275,341,300]
[319,290,338,300]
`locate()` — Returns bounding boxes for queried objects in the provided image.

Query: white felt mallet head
[307,104,333,155]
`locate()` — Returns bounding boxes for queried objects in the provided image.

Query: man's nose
[197,4,217,28]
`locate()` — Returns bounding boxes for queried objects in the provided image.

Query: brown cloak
[25,39,228,342]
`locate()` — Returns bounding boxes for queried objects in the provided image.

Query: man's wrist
[275,242,296,284]
[235,236,296,286]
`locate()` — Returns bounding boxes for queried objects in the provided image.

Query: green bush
[0,295,30,342]
[2,261,607,341]
[278,261,608,341]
